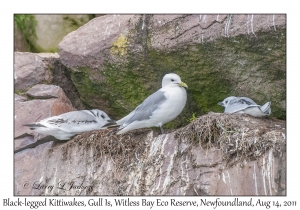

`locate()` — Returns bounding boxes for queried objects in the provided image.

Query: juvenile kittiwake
[218,96,271,117]
[24,109,114,140]
[115,73,188,134]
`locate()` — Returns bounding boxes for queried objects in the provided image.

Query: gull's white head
[162,73,188,88]
[218,96,237,108]
[89,109,113,122]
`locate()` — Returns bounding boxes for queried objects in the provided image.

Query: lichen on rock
[110,34,128,56]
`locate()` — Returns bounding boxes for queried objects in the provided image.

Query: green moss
[14,14,38,52]
[199,29,286,119]
[98,44,233,128]
[14,89,27,96]
[101,63,151,117]
[188,112,197,122]
[15,88,37,100]
[67,65,147,118]
[71,26,285,129]
[69,67,101,107]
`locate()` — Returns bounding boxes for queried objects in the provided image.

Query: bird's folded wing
[58,110,97,122]
[122,90,167,126]
[225,103,259,113]
[238,97,257,105]
[41,111,98,132]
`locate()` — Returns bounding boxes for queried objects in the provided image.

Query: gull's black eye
[101,114,105,119]
[171,79,175,82]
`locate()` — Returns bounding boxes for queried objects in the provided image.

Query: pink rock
[14,52,59,91]
[14,114,286,196]
[26,84,72,104]
[150,14,286,50]
[59,15,139,69]
[14,85,76,152]
[14,93,27,102]
[59,14,285,69]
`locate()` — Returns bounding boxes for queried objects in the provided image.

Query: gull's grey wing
[225,97,259,113]
[123,90,167,126]
[116,105,141,125]
[57,110,97,122]
[238,97,257,105]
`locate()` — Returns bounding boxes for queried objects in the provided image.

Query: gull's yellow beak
[178,82,188,89]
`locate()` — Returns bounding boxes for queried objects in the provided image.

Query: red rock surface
[59,15,139,70]
[14,114,286,196]
[14,14,286,196]
[59,14,285,69]
[57,14,286,120]
[149,14,285,50]
[14,85,76,152]
[14,93,27,102]
[14,52,59,90]
[26,84,72,104]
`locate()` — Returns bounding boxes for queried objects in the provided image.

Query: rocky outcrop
[149,15,285,49]
[26,84,72,103]
[14,84,76,153]
[14,52,58,91]
[19,15,94,52]
[14,93,27,102]
[58,14,286,126]
[14,22,30,52]
[14,113,286,195]
[14,52,86,109]
[14,14,286,196]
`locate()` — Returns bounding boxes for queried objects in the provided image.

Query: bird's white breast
[150,86,187,125]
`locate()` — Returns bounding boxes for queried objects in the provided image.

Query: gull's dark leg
[107,126,120,135]
[159,125,164,134]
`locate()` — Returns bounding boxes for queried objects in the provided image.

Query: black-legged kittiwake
[24,109,114,140]
[115,73,188,134]
[218,96,271,117]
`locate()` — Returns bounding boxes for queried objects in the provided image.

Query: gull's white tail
[260,102,271,115]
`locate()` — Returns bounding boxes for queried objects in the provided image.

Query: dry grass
[57,113,285,194]
[61,113,286,169]
[62,128,151,174]
[175,113,286,162]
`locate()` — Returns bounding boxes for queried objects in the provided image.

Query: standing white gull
[24,109,114,140]
[115,73,188,134]
[218,96,271,117]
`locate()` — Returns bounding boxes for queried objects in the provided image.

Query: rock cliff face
[58,14,286,126]
[14,114,286,196]
[14,14,286,196]
[14,15,94,52]
[14,52,86,109]
[14,84,76,153]
[14,52,58,91]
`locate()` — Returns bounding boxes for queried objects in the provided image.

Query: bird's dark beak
[102,120,118,128]
[217,102,223,106]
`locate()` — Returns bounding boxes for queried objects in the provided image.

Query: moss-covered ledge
[68,29,285,130]
[59,15,285,130]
